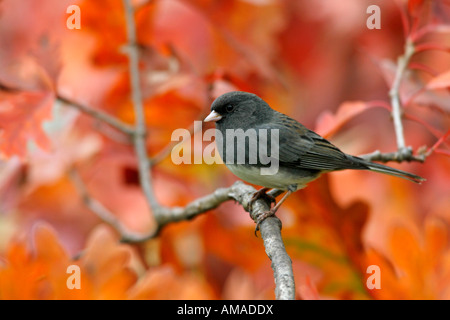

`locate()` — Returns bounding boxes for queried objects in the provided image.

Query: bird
[204,91,425,233]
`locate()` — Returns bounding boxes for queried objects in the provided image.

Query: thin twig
[0,81,136,137]
[359,149,426,163]
[57,95,135,135]
[122,0,159,211]
[69,168,144,241]
[388,37,416,159]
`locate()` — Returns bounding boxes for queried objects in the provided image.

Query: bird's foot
[252,188,294,237]
[254,208,277,237]
[248,187,276,213]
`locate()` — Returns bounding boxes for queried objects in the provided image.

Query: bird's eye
[225,104,235,112]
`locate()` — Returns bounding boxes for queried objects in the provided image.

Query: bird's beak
[204,110,222,122]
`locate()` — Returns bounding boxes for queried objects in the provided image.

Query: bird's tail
[360,159,425,184]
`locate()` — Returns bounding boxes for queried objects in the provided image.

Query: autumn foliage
[0,0,449,300]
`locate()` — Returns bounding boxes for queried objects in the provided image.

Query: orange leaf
[128,266,215,299]
[408,0,425,17]
[0,223,138,299]
[371,219,450,299]
[314,101,374,138]
[0,91,53,158]
[79,225,138,299]
[363,248,404,300]
[389,225,421,277]
[298,275,320,300]
[0,223,71,299]
[426,69,450,90]
[424,219,448,273]
[77,0,127,66]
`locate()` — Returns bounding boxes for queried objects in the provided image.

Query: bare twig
[0,80,136,137]
[359,148,426,163]
[388,37,416,160]
[57,95,135,135]
[364,34,448,164]
[69,168,144,241]
[122,0,160,211]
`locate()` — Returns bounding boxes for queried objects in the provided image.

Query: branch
[260,217,295,300]
[226,183,295,300]
[70,169,295,299]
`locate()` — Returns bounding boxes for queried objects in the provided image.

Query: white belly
[226,164,320,190]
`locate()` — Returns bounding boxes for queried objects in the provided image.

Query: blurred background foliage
[0,0,449,299]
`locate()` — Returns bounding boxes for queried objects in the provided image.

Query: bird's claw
[254,209,277,237]
[248,188,276,213]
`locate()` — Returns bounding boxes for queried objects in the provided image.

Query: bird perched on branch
[204,91,425,233]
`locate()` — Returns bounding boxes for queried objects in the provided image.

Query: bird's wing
[259,112,368,171]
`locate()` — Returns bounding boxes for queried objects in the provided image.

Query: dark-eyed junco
[204,91,425,231]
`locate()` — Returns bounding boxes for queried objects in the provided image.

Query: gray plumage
[206,91,425,191]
